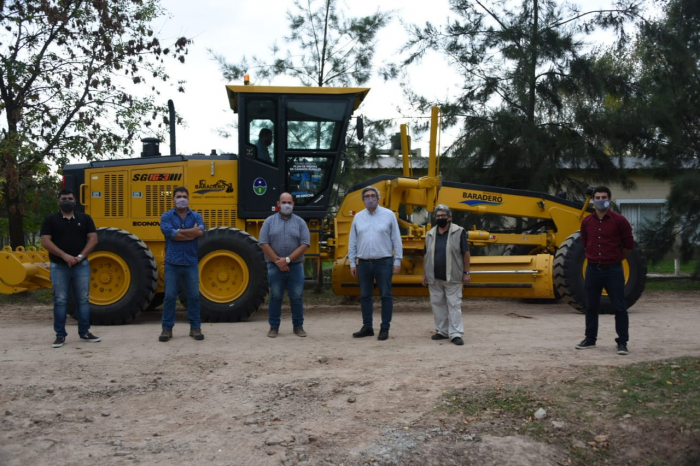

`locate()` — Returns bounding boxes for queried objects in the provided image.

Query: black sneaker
[79,332,101,343]
[575,339,596,349]
[431,334,448,341]
[378,329,389,341]
[52,337,65,348]
[451,337,464,346]
[617,343,629,355]
[352,326,374,338]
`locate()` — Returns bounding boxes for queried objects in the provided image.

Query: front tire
[76,228,158,325]
[197,228,268,322]
[553,231,647,313]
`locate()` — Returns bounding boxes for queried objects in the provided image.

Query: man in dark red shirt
[576,186,635,355]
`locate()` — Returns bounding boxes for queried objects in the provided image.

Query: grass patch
[437,357,700,465]
[645,280,700,292]
[648,260,698,274]
[0,288,53,305]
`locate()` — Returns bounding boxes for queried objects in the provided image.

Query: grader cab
[0,86,647,323]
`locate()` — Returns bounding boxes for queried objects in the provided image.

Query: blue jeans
[267,262,304,328]
[162,263,201,330]
[584,263,629,343]
[358,258,394,330]
[50,261,91,338]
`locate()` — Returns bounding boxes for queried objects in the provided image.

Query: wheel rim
[89,252,131,305]
[199,250,250,303]
[582,259,631,297]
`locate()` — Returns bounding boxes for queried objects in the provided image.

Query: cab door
[238,96,282,218]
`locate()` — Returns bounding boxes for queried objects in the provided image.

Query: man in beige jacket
[422,205,471,345]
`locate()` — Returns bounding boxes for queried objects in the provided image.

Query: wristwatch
[78,254,84,260]
[285,257,291,264]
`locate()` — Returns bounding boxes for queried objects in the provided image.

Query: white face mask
[279,203,293,215]
[175,198,189,209]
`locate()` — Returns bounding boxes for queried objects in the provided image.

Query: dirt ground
[0,291,699,466]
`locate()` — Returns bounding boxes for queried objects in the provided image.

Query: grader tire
[553,231,647,314]
[504,245,561,303]
[197,228,268,322]
[144,293,164,312]
[71,228,157,325]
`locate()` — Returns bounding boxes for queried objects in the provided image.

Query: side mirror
[356,116,364,141]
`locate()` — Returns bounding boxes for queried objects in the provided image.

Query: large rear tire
[553,231,647,313]
[73,228,158,325]
[197,227,268,322]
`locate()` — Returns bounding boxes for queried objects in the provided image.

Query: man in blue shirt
[159,187,205,342]
[259,192,310,338]
[255,128,273,163]
[348,186,403,341]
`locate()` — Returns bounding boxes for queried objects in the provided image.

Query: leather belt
[588,262,620,270]
[358,257,392,262]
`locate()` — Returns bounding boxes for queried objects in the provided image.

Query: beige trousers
[428,279,464,339]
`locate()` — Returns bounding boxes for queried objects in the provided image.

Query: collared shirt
[580,210,634,264]
[259,212,310,263]
[160,208,205,266]
[348,206,403,267]
[40,210,97,264]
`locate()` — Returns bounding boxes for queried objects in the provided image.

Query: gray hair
[361,186,380,199]
[434,204,452,217]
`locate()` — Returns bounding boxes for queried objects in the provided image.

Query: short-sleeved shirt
[40,211,97,265]
[433,228,470,281]
[160,208,205,266]
[258,213,310,263]
[580,210,634,264]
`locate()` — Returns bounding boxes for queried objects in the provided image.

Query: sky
[137,0,463,157]
[134,0,627,158]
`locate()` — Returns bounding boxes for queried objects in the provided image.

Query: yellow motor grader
[0,85,646,324]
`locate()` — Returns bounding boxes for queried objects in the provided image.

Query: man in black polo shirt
[40,189,99,348]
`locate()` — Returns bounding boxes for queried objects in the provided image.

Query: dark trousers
[584,263,629,343]
[357,258,394,330]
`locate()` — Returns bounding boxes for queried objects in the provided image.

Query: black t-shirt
[433,228,469,281]
[40,211,97,264]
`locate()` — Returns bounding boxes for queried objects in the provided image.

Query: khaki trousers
[428,279,464,339]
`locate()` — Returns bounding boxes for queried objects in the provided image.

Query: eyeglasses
[363,194,378,199]
[435,215,448,219]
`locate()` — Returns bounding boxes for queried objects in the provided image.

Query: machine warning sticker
[91,191,102,198]
[461,191,503,207]
[132,192,143,198]
[194,179,234,195]
[253,178,267,196]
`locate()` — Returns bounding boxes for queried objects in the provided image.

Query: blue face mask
[593,199,610,211]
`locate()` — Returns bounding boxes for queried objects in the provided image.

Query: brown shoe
[293,327,307,337]
[189,328,204,341]
[159,329,172,342]
[267,327,279,338]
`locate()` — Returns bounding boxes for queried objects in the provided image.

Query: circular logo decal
[253,177,267,196]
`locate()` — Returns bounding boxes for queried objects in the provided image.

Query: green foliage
[626,0,700,272]
[0,0,191,247]
[401,0,640,200]
[210,0,392,87]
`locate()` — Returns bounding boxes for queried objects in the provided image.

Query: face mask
[593,199,610,211]
[279,203,293,215]
[364,198,378,210]
[175,198,189,209]
[436,218,449,228]
[59,200,75,212]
